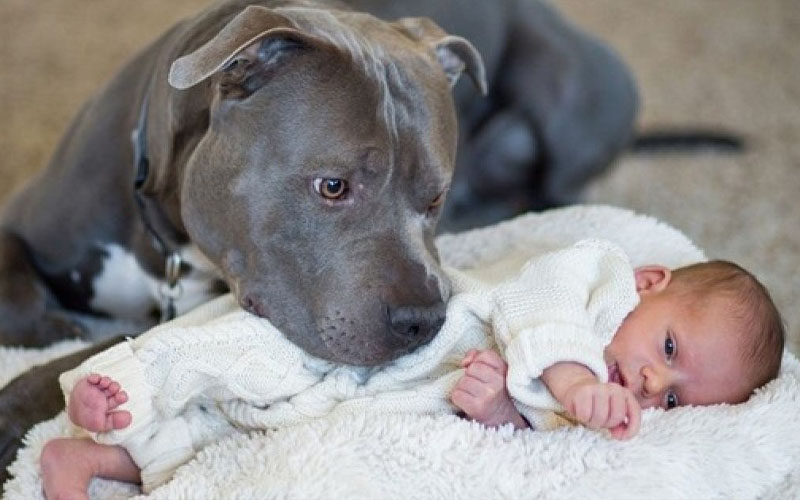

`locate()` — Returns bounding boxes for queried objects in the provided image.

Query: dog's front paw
[33,311,90,345]
[0,310,89,348]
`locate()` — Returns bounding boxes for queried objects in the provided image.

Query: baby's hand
[561,380,641,440]
[450,349,528,429]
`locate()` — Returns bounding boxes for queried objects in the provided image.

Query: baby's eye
[665,391,679,409]
[664,335,676,360]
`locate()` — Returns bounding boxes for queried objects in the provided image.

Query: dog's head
[168,6,485,365]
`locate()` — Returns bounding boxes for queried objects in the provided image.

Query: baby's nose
[641,365,669,397]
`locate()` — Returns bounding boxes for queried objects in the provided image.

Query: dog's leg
[495,1,638,207]
[0,336,124,485]
[439,109,542,232]
[0,229,88,347]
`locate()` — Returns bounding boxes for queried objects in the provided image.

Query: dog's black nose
[387,302,446,344]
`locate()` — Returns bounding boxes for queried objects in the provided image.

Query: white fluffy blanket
[3,205,800,499]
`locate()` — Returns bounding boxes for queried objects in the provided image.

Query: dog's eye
[426,191,446,215]
[313,178,349,200]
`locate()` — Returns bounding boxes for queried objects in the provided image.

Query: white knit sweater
[59,238,639,491]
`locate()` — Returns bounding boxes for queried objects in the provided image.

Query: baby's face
[603,267,753,410]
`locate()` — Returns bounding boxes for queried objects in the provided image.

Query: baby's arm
[541,361,641,439]
[486,240,642,434]
[451,349,529,429]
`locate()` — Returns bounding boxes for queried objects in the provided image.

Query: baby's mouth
[608,363,627,387]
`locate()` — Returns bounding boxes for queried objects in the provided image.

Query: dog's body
[0,0,637,482]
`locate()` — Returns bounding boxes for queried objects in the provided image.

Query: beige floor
[1,0,798,352]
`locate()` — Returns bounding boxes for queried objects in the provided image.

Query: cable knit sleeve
[490,239,639,414]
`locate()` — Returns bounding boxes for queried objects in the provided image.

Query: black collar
[133,92,150,191]
[131,91,182,322]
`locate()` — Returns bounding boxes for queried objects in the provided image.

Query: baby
[452,259,785,437]
[39,240,785,499]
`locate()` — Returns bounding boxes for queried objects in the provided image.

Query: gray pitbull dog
[0,0,637,482]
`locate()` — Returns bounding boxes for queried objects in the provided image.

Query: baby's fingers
[606,392,628,429]
[451,381,486,416]
[460,349,480,367]
[586,392,609,429]
[465,360,506,387]
[450,387,471,411]
[624,396,642,438]
[471,350,506,371]
[609,393,641,440]
[570,395,593,425]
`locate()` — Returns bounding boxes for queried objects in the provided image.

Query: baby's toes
[97,376,113,390]
[107,390,129,410]
[86,373,102,385]
[105,380,121,396]
[107,410,132,430]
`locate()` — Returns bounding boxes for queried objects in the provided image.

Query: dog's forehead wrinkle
[391,147,449,203]
[388,84,456,188]
[275,6,424,142]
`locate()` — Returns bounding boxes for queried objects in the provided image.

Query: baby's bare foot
[67,374,131,432]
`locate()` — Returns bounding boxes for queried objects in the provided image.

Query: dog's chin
[321,343,407,367]
[291,333,396,366]
[275,325,415,366]
[323,329,439,366]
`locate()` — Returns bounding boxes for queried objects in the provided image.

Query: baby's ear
[633,266,671,293]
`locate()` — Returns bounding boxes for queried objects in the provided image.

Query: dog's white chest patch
[90,243,222,320]
[90,244,159,319]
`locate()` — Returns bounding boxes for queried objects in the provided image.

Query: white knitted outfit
[59,238,639,491]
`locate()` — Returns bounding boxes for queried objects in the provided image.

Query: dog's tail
[630,129,745,153]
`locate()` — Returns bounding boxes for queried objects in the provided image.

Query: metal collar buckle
[159,252,183,322]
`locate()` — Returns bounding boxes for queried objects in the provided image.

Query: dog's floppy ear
[168,5,327,91]
[395,17,487,96]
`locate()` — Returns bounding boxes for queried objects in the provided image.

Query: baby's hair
[670,260,785,394]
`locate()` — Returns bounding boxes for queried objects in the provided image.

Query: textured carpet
[1,0,798,352]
